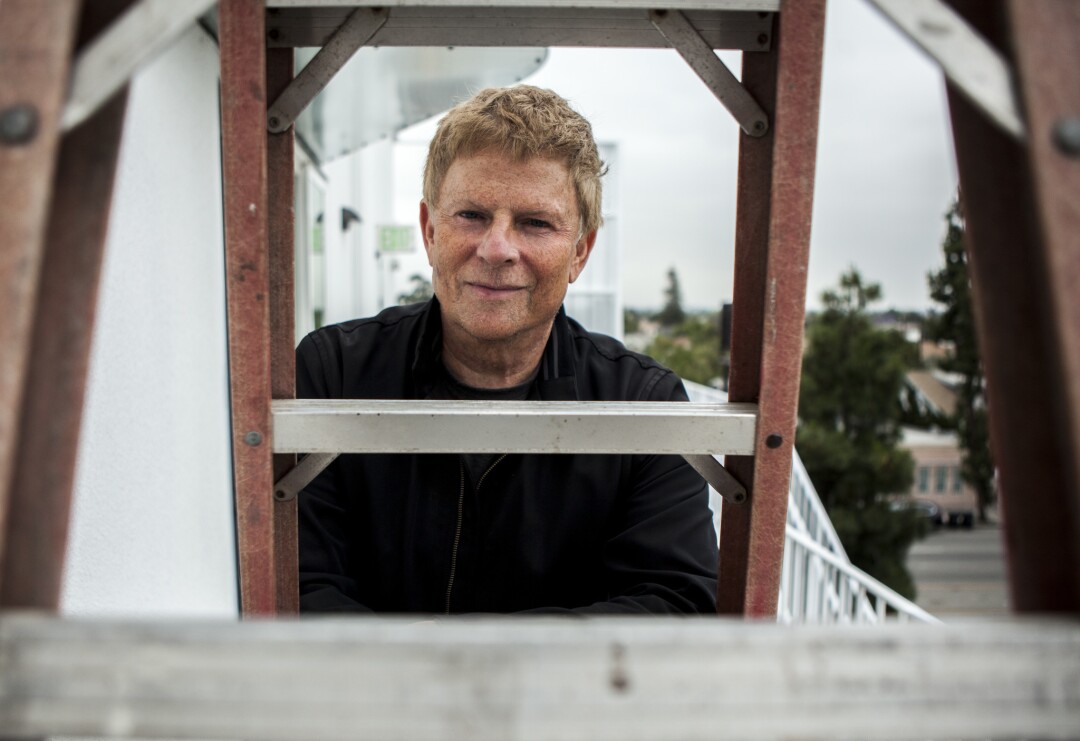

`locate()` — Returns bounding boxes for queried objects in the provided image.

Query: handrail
[783,526,942,624]
[683,381,938,625]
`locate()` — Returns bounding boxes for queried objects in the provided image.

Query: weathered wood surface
[1,615,1078,740]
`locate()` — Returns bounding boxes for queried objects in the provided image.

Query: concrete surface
[907,522,1011,618]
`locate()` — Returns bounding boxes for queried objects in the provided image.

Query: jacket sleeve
[521,373,720,616]
[295,332,375,614]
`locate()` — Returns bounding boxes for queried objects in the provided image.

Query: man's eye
[458,211,482,220]
[523,218,551,229]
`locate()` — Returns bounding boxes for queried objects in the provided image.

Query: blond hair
[423,86,605,235]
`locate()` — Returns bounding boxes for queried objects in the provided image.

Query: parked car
[890,498,943,527]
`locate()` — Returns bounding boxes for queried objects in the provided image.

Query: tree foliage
[398,273,434,305]
[924,203,995,522]
[644,315,722,386]
[797,269,923,599]
[655,267,686,327]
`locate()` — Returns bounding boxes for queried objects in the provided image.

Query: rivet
[274,489,289,501]
[267,28,281,41]
[1052,118,1080,156]
[244,431,263,446]
[757,33,768,45]
[0,104,39,146]
[765,434,783,449]
[268,116,280,130]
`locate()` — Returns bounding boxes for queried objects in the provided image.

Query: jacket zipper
[444,454,507,614]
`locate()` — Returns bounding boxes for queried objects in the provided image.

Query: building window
[952,465,963,492]
[917,466,929,493]
[935,466,948,493]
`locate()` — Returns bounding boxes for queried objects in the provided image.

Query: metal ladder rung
[271,399,758,455]
[264,4,776,50]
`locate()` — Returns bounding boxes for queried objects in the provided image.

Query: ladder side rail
[718,16,777,617]
[267,46,299,615]
[0,0,82,589]
[943,0,1080,612]
[0,0,134,608]
[1003,0,1080,609]
[720,0,826,618]
[220,0,278,617]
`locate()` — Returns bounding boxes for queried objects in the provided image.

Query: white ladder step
[271,399,758,455]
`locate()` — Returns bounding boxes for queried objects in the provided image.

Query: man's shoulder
[308,302,428,344]
[296,302,430,398]
[562,315,686,402]
[564,315,667,371]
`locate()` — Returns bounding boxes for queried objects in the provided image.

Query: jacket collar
[410,297,579,400]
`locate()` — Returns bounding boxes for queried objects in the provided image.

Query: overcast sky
[394,0,958,312]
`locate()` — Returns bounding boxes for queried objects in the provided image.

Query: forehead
[438,149,576,212]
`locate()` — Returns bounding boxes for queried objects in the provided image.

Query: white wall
[61,25,237,618]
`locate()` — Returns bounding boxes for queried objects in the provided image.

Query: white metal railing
[683,381,938,625]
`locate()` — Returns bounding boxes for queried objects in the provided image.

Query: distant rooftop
[906,369,957,418]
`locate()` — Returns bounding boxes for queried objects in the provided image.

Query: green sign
[378,225,416,254]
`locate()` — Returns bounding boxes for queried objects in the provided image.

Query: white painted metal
[683,453,746,504]
[267,6,774,50]
[273,452,338,501]
[787,448,847,559]
[682,382,931,625]
[781,450,937,624]
[61,0,218,132]
[782,511,940,624]
[3,615,1078,740]
[272,399,758,455]
[865,0,1025,140]
[267,8,388,134]
[267,1,780,9]
[649,9,768,136]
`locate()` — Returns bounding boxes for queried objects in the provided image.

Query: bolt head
[244,431,263,446]
[1052,118,1080,156]
[765,434,783,449]
[0,104,38,146]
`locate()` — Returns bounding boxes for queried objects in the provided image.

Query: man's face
[420,149,596,344]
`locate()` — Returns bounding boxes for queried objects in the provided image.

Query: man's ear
[419,200,435,266]
[568,230,598,284]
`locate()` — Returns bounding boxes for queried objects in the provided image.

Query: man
[297,86,717,615]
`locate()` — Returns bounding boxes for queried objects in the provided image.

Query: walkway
[908,521,1010,617]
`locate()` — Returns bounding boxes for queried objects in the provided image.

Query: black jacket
[296,299,718,614]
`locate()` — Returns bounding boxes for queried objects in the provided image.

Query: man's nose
[476,215,519,264]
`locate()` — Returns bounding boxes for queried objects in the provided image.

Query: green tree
[925,203,995,522]
[655,267,686,327]
[797,269,923,599]
[644,315,722,386]
[398,273,434,305]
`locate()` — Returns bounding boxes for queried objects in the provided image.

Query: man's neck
[440,320,552,389]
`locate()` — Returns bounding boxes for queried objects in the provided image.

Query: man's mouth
[467,282,523,296]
